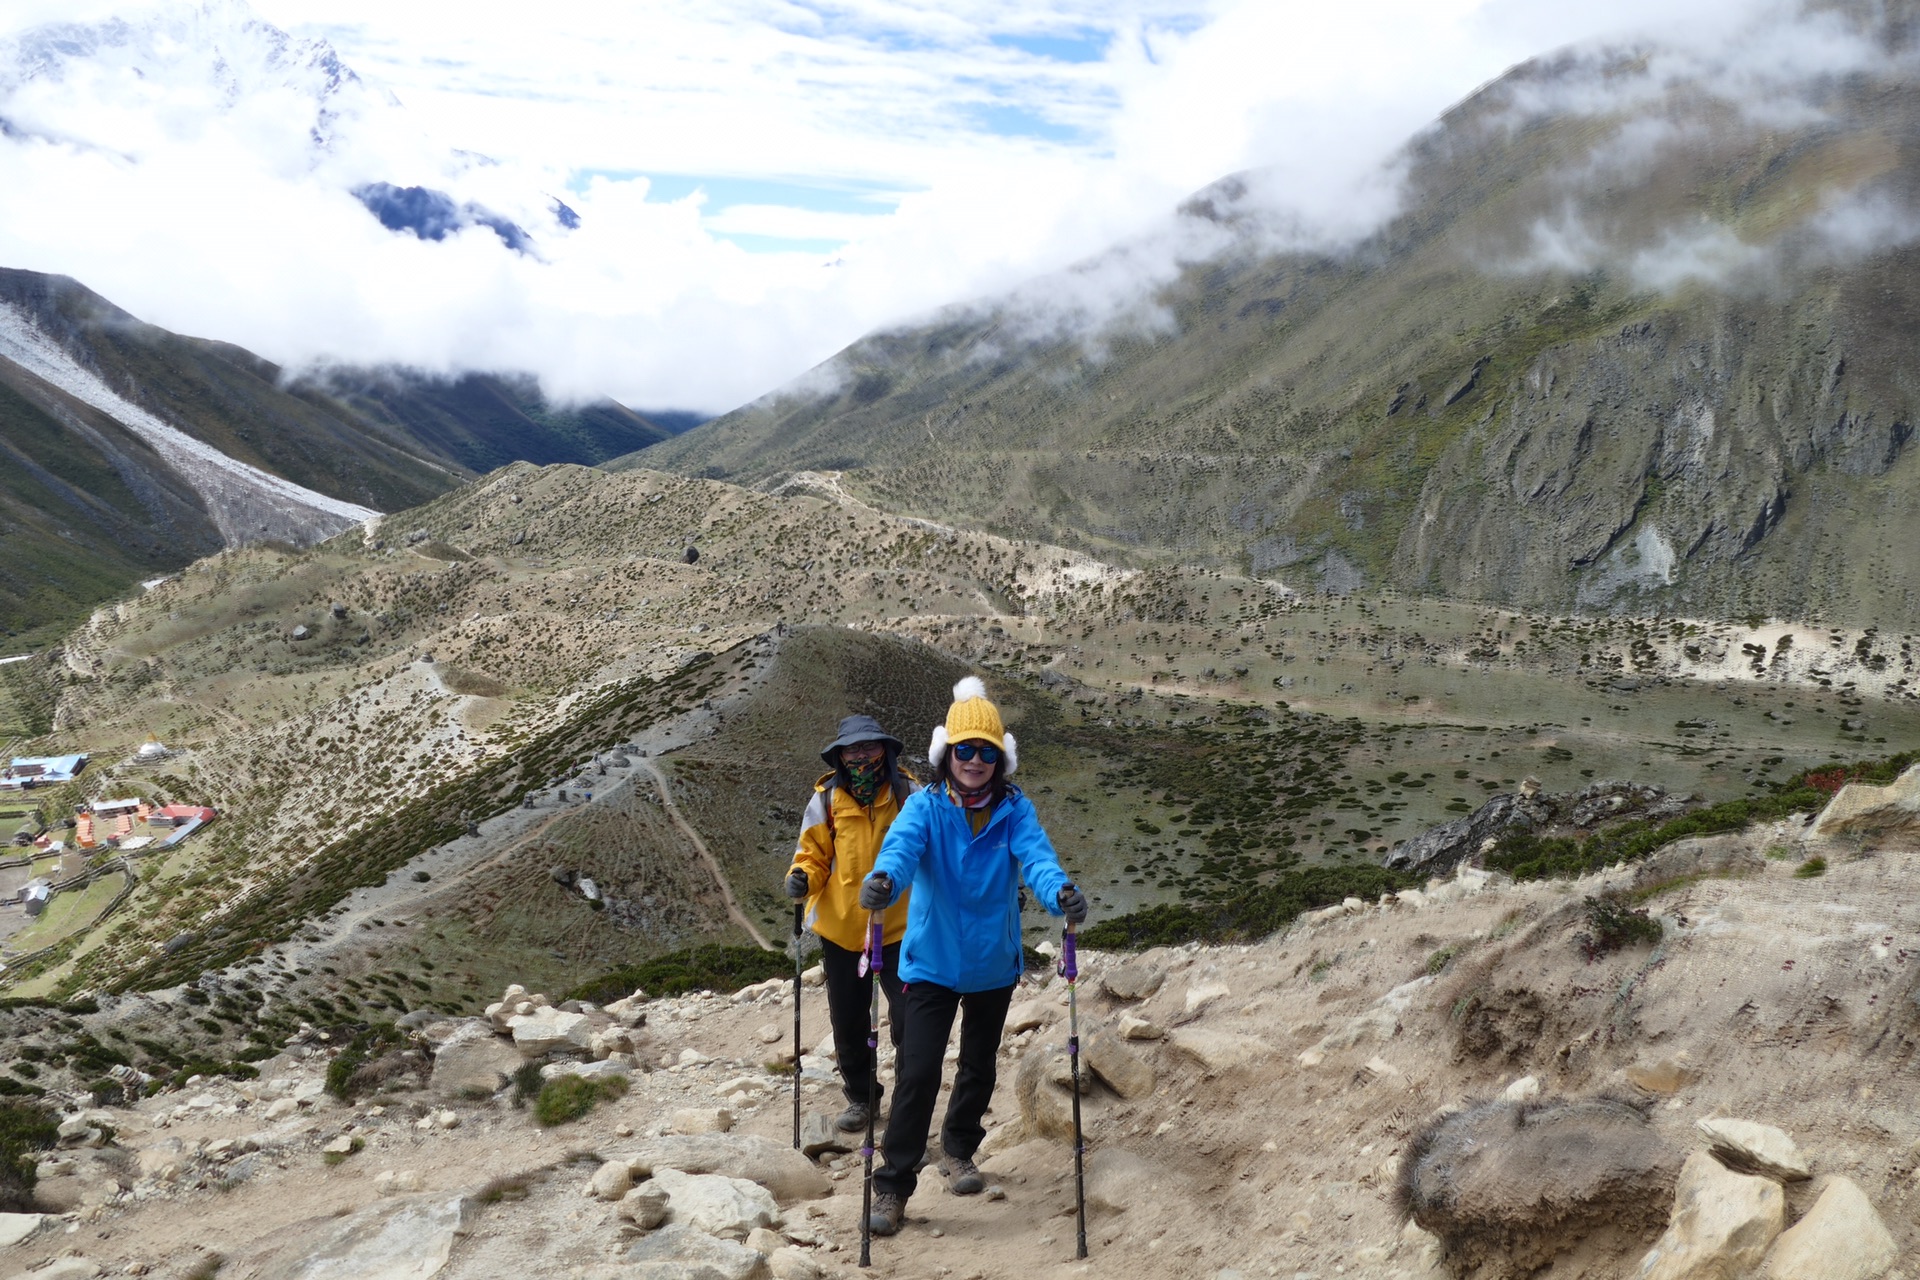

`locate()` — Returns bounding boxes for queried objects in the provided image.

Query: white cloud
[0,0,1903,415]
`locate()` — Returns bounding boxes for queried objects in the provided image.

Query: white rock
[745,1226,785,1254]
[1004,1000,1055,1034]
[624,1223,766,1279]
[1165,1028,1271,1074]
[668,1107,734,1135]
[1116,1013,1164,1041]
[1696,1118,1812,1182]
[1635,1151,1784,1280]
[1184,982,1231,1015]
[768,1245,824,1280]
[372,1169,426,1196]
[618,1184,671,1230]
[280,1192,477,1280]
[1762,1175,1896,1280]
[651,1166,780,1238]
[507,1007,592,1058]
[1502,1075,1541,1103]
[0,1212,44,1248]
[677,1048,714,1067]
[801,964,825,987]
[266,1098,299,1121]
[590,1160,634,1201]
[754,1023,784,1045]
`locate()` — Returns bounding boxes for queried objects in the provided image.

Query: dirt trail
[12,816,1920,1279]
[635,755,772,950]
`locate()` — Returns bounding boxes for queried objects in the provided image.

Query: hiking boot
[834,1101,877,1133]
[867,1192,907,1236]
[944,1155,985,1195]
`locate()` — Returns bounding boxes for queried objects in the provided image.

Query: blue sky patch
[568,170,906,215]
[970,102,1085,144]
[990,28,1109,64]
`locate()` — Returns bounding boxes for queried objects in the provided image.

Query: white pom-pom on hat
[952,676,988,702]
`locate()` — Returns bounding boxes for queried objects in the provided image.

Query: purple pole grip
[1062,927,1078,981]
[869,920,884,975]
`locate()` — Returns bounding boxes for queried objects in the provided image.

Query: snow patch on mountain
[0,300,375,545]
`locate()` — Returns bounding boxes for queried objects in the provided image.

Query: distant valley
[0,268,683,643]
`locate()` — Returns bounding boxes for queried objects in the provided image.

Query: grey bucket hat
[820,714,904,766]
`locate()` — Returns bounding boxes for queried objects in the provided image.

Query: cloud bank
[0,0,1902,414]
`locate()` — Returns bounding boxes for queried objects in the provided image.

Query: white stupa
[135,737,171,762]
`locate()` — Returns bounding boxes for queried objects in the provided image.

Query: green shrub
[1575,894,1663,961]
[1794,856,1827,879]
[564,945,790,1004]
[0,1100,58,1211]
[1077,864,1415,950]
[532,1073,628,1127]
[323,1024,412,1101]
[510,1062,544,1109]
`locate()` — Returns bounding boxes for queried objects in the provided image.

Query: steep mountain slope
[301,368,676,475]
[634,4,1920,629]
[0,268,678,639]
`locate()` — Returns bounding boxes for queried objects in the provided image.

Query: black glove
[859,873,894,911]
[1058,885,1088,925]
[784,869,810,900]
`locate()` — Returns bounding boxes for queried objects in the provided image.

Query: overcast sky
[0,0,1797,413]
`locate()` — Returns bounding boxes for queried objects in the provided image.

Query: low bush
[323,1024,415,1101]
[532,1073,628,1127]
[1484,751,1919,884]
[1794,856,1827,879]
[0,1100,58,1211]
[1077,864,1415,950]
[1575,894,1663,961]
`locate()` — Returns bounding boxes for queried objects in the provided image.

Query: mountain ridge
[630,7,1920,629]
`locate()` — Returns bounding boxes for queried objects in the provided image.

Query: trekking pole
[792,902,804,1150]
[859,912,882,1268]
[1063,918,1088,1260]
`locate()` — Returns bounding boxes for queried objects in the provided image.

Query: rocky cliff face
[634,4,1920,628]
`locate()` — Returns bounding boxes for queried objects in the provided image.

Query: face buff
[843,752,886,806]
[947,779,994,810]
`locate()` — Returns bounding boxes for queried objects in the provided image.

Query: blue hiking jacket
[867,783,1073,993]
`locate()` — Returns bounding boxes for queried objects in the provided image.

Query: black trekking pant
[819,935,903,1107]
[872,979,1015,1201]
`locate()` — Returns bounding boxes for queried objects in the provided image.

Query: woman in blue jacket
[858,676,1088,1236]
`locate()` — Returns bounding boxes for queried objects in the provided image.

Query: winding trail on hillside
[633,756,772,950]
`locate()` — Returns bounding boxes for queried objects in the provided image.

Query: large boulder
[1100,952,1169,1001]
[1634,1152,1784,1280]
[429,1022,520,1098]
[649,1167,779,1238]
[507,1007,591,1058]
[1083,1029,1155,1099]
[0,1213,44,1248]
[1012,1044,1079,1144]
[621,1134,829,1203]
[1384,792,1549,874]
[279,1192,477,1280]
[623,1224,767,1280]
[1401,1096,1681,1277]
[1809,763,1920,845]
[1762,1176,1896,1280]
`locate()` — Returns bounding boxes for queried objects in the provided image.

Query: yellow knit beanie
[928,676,1018,776]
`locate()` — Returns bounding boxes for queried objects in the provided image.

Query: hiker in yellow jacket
[784,715,917,1132]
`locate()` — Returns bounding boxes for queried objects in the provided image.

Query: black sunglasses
[951,742,1001,763]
